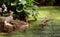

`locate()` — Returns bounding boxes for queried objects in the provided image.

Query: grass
[0,6,60,37]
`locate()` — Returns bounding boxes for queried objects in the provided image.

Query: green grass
[0,6,60,37]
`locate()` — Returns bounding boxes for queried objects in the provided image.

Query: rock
[0,18,29,33]
[11,20,29,31]
[40,17,49,28]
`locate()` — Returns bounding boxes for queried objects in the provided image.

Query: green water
[0,6,60,37]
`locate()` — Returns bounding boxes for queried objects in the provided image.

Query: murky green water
[0,6,60,37]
